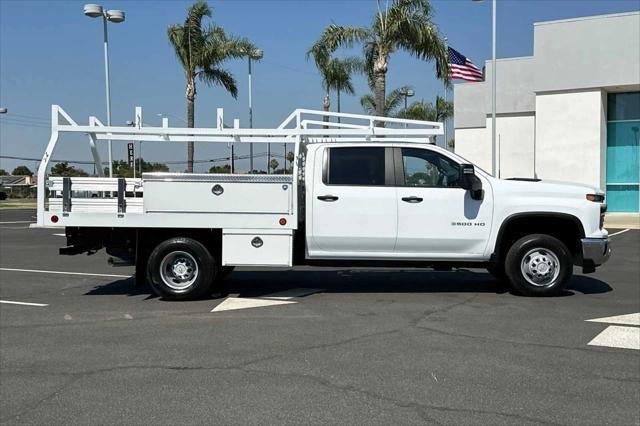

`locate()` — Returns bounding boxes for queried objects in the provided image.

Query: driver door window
[400,148,460,188]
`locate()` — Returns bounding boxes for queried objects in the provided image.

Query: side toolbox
[222,229,293,267]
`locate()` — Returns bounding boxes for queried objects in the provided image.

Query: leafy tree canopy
[105,159,170,178]
[209,164,231,174]
[12,166,33,176]
[50,162,89,177]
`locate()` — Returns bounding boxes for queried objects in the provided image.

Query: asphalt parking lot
[1,208,638,425]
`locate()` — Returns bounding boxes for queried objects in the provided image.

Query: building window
[606,92,640,213]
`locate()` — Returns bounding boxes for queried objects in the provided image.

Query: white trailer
[34,106,610,299]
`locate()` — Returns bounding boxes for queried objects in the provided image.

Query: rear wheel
[505,234,572,296]
[147,237,216,300]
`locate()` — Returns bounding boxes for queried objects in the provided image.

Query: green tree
[50,162,89,177]
[396,96,453,122]
[0,169,8,176]
[168,0,259,173]
[310,0,448,121]
[361,86,411,117]
[105,159,169,177]
[209,164,231,173]
[12,166,33,176]
[286,151,295,172]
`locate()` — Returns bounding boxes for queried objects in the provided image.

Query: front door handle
[317,195,339,202]
[402,196,423,203]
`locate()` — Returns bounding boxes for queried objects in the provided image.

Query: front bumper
[580,237,611,272]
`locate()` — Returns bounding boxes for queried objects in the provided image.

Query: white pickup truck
[35,106,610,299]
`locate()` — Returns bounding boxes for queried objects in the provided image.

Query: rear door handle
[402,196,423,203]
[317,195,339,202]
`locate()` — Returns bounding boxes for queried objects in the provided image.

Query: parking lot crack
[414,323,638,356]
[238,364,558,425]
[408,293,479,329]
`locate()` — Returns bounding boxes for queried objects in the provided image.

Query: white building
[454,12,640,213]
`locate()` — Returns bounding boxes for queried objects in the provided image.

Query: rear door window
[325,147,386,186]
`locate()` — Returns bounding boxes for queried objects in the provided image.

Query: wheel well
[136,228,222,265]
[494,214,584,262]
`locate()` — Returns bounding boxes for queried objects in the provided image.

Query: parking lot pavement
[1,209,639,425]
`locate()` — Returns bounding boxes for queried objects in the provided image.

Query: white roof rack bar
[35,104,443,226]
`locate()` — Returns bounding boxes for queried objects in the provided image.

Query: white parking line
[211,288,324,313]
[0,267,131,278]
[587,313,640,326]
[53,233,66,236]
[609,229,630,237]
[588,325,640,350]
[0,221,34,224]
[0,300,49,307]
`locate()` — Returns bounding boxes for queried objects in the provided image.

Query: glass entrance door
[607,92,640,212]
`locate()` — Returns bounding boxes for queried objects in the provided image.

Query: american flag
[448,47,484,82]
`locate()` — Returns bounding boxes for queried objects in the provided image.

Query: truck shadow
[84,269,612,299]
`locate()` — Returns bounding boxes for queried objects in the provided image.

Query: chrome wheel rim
[159,251,198,291]
[520,248,560,287]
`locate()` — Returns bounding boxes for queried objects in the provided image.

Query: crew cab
[34,106,611,300]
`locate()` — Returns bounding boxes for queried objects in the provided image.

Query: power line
[3,113,50,123]
[0,118,51,129]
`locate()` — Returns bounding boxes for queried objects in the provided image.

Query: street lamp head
[406,89,415,97]
[106,10,125,23]
[83,4,103,17]
[0,108,7,114]
[247,48,263,60]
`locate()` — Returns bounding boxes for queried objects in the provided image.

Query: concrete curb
[605,213,640,230]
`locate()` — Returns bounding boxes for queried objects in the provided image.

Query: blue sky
[1,0,639,173]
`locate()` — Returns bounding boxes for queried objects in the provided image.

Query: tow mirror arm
[459,164,484,201]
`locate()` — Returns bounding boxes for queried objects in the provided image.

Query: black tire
[217,266,235,281]
[505,234,572,296]
[147,237,216,300]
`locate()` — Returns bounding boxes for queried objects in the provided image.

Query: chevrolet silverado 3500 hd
[34,106,610,299]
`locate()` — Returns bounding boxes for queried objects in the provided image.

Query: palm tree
[168,1,259,172]
[396,95,452,122]
[269,159,279,174]
[308,47,362,122]
[310,0,448,121]
[361,86,412,117]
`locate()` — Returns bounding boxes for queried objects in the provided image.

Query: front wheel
[504,234,573,296]
[147,237,216,300]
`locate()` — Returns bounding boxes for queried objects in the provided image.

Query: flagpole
[444,37,448,151]
[491,0,497,177]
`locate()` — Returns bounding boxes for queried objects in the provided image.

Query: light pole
[472,0,497,176]
[400,88,415,128]
[84,4,125,178]
[247,49,263,173]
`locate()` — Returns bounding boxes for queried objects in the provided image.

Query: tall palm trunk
[186,77,196,173]
[337,89,341,124]
[373,51,388,126]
